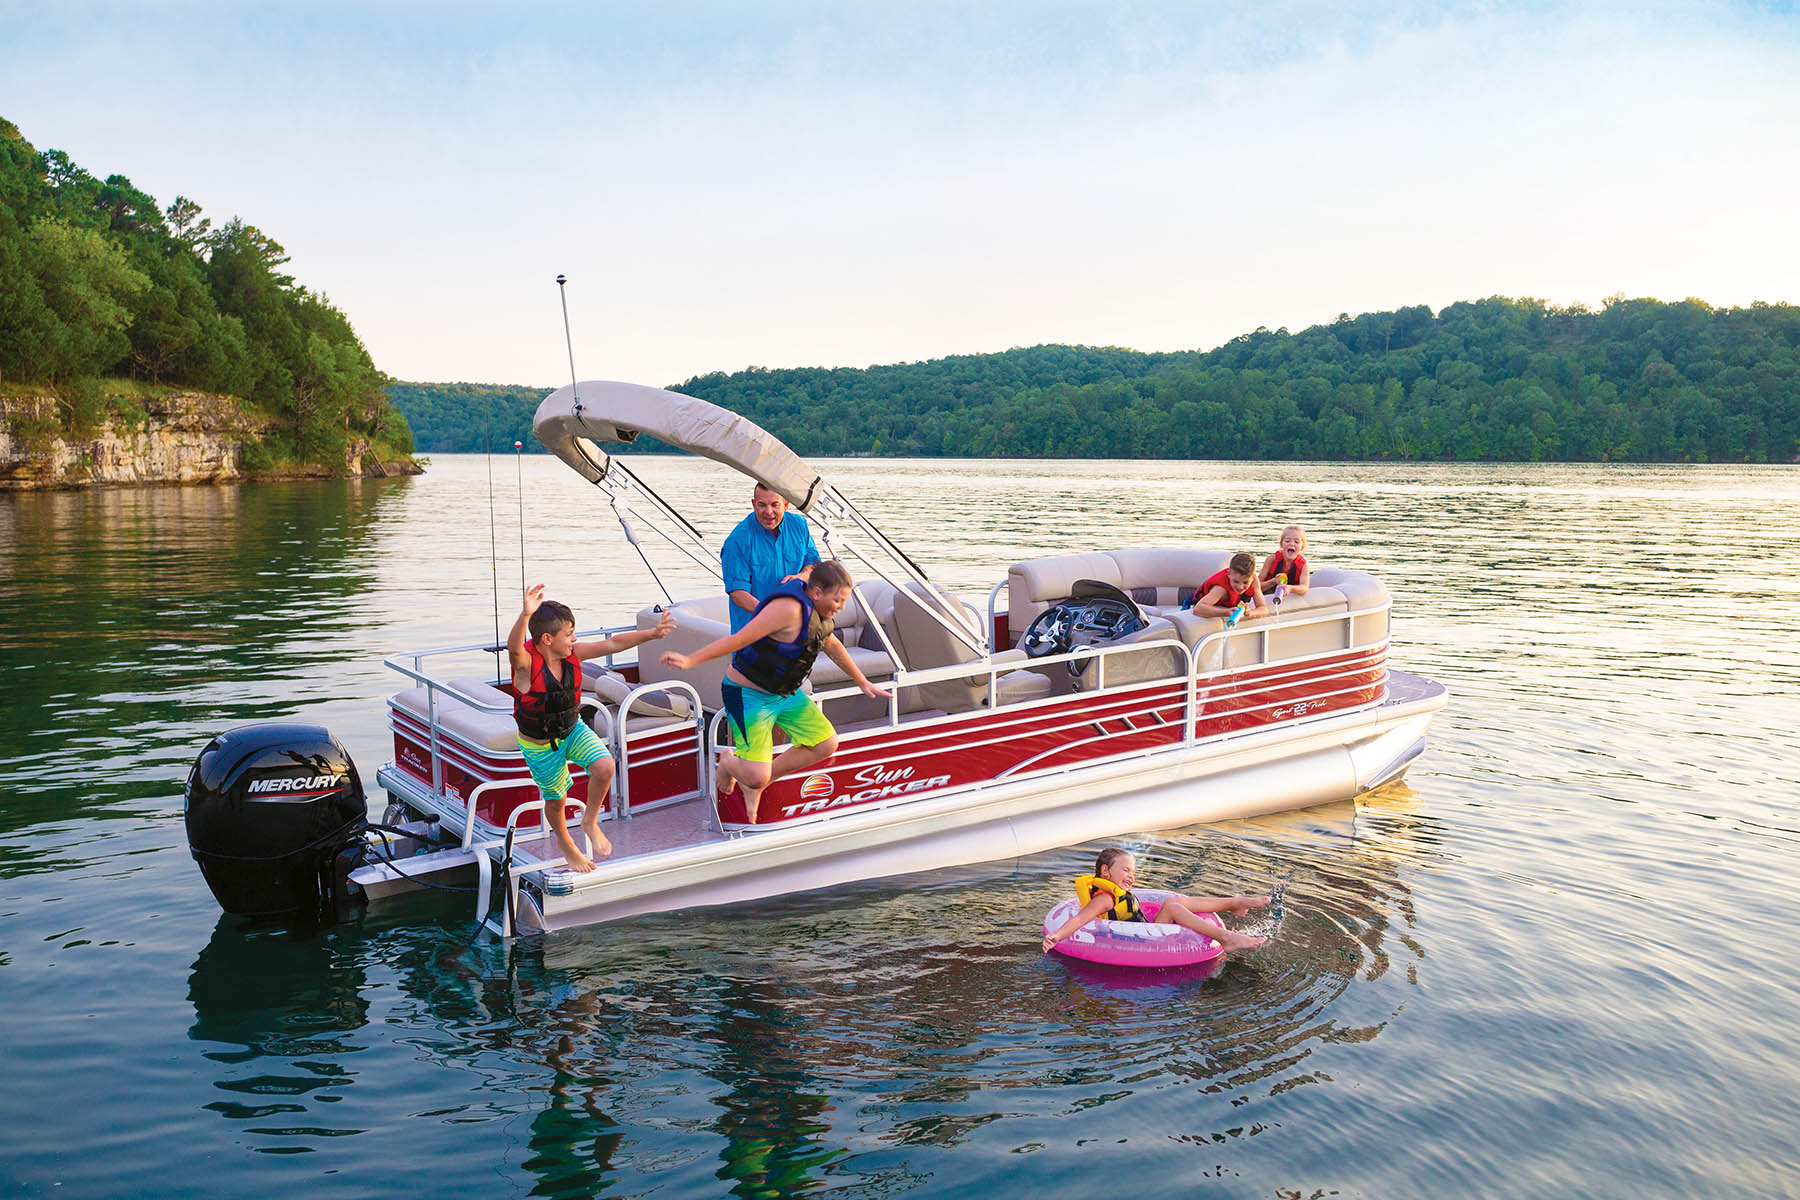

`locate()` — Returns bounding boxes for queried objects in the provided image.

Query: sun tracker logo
[779,762,952,817]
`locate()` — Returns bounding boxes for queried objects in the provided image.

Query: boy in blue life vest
[658,560,890,824]
[509,584,675,872]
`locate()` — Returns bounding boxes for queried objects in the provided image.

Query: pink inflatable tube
[1043,888,1226,968]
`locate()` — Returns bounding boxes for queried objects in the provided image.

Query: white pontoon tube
[533,380,985,661]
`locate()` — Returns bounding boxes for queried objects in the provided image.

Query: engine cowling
[184,723,367,919]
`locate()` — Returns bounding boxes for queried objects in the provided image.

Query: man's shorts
[517,722,611,803]
[720,681,836,764]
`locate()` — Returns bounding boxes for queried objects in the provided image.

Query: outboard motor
[185,723,368,922]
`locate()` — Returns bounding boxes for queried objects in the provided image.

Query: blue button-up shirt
[721,510,823,632]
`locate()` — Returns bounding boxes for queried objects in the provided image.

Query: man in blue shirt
[721,483,823,633]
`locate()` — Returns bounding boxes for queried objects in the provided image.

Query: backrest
[890,583,990,712]
[633,584,902,711]
[635,595,733,709]
[836,578,897,653]
[1310,568,1389,647]
[1108,547,1233,610]
[1008,548,1249,643]
[1007,553,1124,646]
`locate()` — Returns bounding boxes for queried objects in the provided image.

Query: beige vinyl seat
[388,677,521,753]
[885,583,1054,713]
[634,580,1053,724]
[1005,548,1378,683]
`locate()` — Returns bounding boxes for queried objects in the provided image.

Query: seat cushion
[586,670,692,719]
[809,645,895,689]
[390,681,520,753]
[1108,548,1231,594]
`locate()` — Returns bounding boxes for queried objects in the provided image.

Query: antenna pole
[556,273,580,411]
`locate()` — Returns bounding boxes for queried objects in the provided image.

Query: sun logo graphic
[799,774,835,801]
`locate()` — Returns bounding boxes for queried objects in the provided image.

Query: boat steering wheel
[1021,604,1073,660]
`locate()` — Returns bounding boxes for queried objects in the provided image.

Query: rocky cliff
[0,392,421,489]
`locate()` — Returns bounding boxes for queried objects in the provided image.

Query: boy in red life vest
[1190,551,1269,622]
[1260,525,1311,597]
[508,584,676,873]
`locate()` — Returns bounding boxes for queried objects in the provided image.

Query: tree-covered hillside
[390,298,1800,462]
[381,382,548,453]
[672,299,1799,461]
[0,117,412,466]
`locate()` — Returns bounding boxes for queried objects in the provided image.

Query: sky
[4,1,1798,388]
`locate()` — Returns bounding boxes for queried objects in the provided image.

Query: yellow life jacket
[1074,874,1144,922]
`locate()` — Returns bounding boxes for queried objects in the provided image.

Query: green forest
[382,382,549,454]
[0,117,412,467]
[389,296,1800,463]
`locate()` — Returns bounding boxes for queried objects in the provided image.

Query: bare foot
[742,788,761,824]
[1212,928,1266,952]
[582,820,612,860]
[563,846,596,873]
[714,752,739,798]
[1223,895,1271,916]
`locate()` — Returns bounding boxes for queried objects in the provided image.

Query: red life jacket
[514,643,583,740]
[1262,551,1305,585]
[1199,568,1250,609]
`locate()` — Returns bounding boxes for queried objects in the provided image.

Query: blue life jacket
[731,579,832,696]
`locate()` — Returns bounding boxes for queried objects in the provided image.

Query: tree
[27,215,150,384]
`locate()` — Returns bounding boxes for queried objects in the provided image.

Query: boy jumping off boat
[659,560,889,824]
[510,585,675,872]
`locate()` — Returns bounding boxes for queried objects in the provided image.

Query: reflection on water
[5,459,1800,1197]
[188,919,372,1143]
[168,801,1426,1197]
[0,477,411,836]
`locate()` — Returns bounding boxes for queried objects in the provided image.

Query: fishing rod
[514,439,526,602]
[487,419,502,683]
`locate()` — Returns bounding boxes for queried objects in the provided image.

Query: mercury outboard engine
[185,723,368,922]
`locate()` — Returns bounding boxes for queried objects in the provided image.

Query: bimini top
[533,380,825,512]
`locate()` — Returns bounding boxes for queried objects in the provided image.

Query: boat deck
[510,795,727,871]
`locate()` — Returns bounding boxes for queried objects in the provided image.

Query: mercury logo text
[246,775,340,794]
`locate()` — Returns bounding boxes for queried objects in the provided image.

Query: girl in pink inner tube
[1042,847,1270,954]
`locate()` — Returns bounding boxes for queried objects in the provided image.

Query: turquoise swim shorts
[517,722,611,803]
[720,682,835,763]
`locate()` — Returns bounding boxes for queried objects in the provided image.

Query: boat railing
[468,797,592,933]
[700,605,1393,833]
[383,624,710,834]
[793,596,1392,747]
[985,580,1008,647]
[612,679,710,822]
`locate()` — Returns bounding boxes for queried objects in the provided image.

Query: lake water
[3,455,1798,1198]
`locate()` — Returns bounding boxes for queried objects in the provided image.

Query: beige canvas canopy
[533,380,825,512]
[533,378,986,659]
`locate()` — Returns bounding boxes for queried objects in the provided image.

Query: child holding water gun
[1191,552,1267,624]
[1260,525,1311,600]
